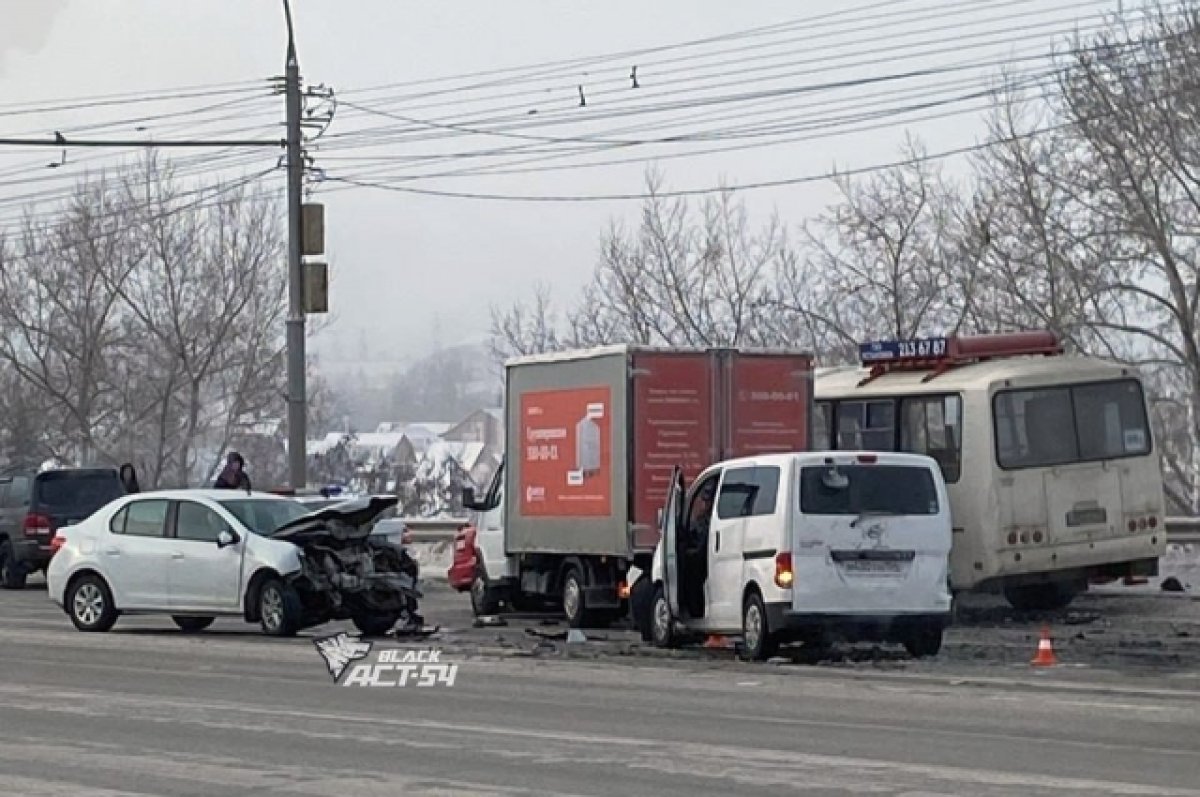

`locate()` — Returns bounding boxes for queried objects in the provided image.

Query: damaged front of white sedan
[261,496,425,637]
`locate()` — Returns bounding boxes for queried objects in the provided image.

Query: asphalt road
[1,581,1199,796]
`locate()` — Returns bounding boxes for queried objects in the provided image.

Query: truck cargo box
[505,346,813,557]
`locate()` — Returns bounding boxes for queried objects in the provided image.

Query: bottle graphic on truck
[569,402,605,485]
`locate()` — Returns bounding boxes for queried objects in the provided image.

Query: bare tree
[0,156,287,487]
[489,171,798,364]
[488,283,565,363]
[113,156,286,486]
[796,137,968,352]
[1038,5,1200,509]
[0,175,140,466]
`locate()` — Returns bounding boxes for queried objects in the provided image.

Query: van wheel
[258,578,302,637]
[0,540,27,590]
[903,626,944,658]
[470,564,502,617]
[741,592,778,661]
[630,576,655,642]
[562,567,594,628]
[650,586,678,649]
[1004,582,1078,612]
[67,574,118,632]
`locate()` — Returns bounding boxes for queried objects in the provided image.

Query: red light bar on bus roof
[857,331,1062,385]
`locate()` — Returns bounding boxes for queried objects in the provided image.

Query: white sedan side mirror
[217,529,239,549]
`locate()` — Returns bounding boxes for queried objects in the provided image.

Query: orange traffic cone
[1031,626,1058,667]
[703,634,731,650]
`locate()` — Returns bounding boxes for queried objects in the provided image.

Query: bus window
[995,387,1076,468]
[1073,380,1151,460]
[901,395,962,482]
[814,402,832,449]
[994,379,1149,469]
[837,400,895,451]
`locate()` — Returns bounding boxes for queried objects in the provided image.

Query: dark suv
[0,468,126,589]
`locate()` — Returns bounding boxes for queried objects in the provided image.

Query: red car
[447,523,479,592]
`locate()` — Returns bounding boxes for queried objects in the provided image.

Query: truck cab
[449,462,517,616]
[638,450,953,660]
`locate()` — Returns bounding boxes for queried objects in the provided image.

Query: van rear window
[800,465,939,516]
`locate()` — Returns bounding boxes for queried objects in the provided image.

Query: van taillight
[774,552,794,589]
[23,513,51,536]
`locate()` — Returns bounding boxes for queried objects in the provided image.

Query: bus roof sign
[859,337,950,364]
[857,331,1063,385]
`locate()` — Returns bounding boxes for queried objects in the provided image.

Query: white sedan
[47,490,420,637]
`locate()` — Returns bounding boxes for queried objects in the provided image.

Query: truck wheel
[470,564,502,617]
[1004,582,1079,612]
[650,586,678,649]
[902,626,944,658]
[741,592,778,661]
[562,567,594,628]
[0,539,27,590]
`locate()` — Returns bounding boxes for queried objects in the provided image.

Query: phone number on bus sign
[859,337,950,363]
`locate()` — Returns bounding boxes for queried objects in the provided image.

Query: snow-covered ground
[1090,544,1200,595]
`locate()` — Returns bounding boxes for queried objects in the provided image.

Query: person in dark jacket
[213,452,252,492]
[119,463,140,494]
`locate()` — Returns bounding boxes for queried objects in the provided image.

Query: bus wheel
[1003,582,1078,612]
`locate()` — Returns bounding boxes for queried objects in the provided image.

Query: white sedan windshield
[218,499,311,536]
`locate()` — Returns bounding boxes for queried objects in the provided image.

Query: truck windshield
[993,378,1150,469]
[800,465,939,516]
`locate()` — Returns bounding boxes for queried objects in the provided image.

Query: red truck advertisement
[728,355,811,458]
[519,386,613,517]
[631,354,714,530]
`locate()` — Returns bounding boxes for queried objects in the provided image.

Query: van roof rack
[856,331,1062,386]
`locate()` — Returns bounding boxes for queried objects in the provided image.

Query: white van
[635,450,953,660]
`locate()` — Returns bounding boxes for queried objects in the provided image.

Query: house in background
[304,406,506,506]
[441,408,503,486]
[442,408,503,448]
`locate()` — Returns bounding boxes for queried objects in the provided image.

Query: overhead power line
[331,0,1113,134]
[0,84,271,119]
[0,135,283,148]
[318,121,1063,203]
[340,0,926,99]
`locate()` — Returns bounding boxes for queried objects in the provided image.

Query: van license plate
[841,560,903,575]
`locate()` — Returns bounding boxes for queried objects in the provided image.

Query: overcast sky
[0,0,1122,368]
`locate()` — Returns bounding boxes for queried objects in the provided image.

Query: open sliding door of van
[661,467,686,617]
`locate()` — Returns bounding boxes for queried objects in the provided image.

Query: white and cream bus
[814,332,1166,611]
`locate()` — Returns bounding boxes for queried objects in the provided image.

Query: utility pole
[283,0,307,489]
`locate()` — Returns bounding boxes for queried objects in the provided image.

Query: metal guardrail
[396,517,468,543]
[1166,517,1200,545]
